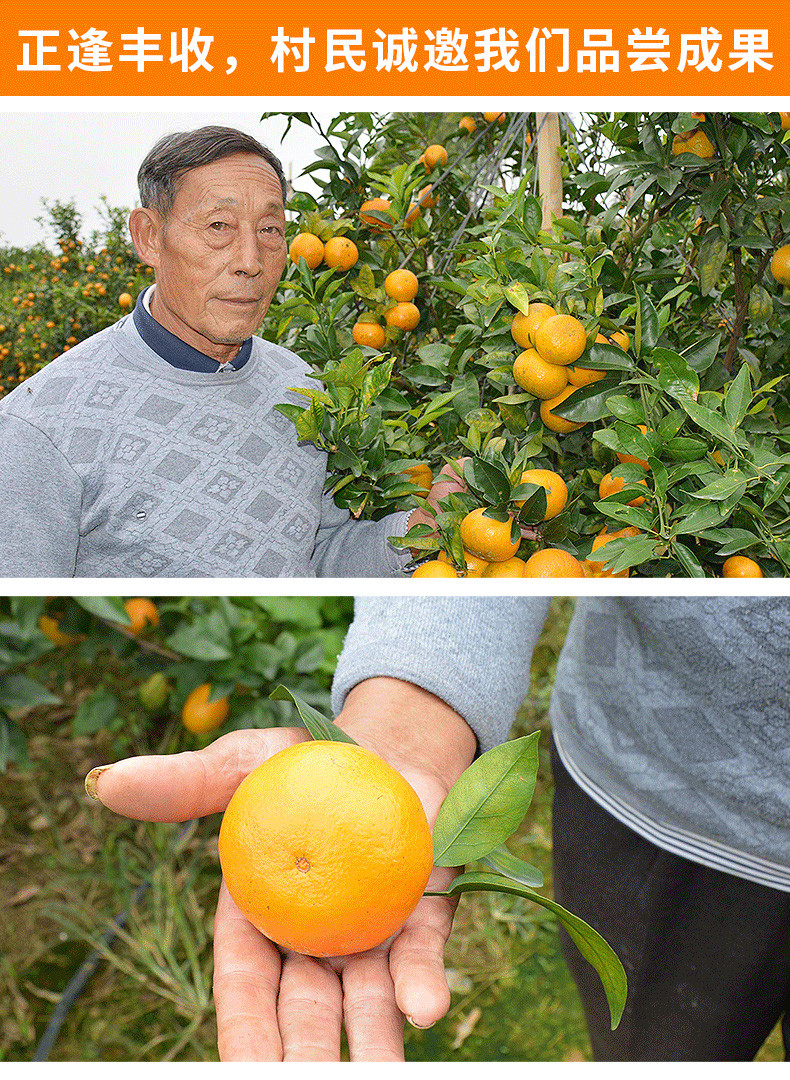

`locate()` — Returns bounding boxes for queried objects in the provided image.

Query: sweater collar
[132,286,252,372]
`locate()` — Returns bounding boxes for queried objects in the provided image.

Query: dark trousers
[550,741,790,1061]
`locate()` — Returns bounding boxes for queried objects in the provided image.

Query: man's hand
[405,458,469,546]
[85,681,476,1061]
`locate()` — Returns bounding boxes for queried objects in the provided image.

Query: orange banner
[1,0,788,96]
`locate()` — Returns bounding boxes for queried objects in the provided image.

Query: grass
[0,597,784,1061]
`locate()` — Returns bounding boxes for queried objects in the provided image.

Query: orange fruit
[722,555,763,578]
[352,321,386,348]
[38,614,84,647]
[517,468,568,519]
[123,597,160,634]
[534,314,588,366]
[384,268,419,302]
[182,683,230,735]
[513,348,568,399]
[567,363,605,387]
[483,112,506,124]
[411,560,457,577]
[422,144,448,171]
[540,386,586,434]
[402,462,433,492]
[770,245,790,286]
[672,129,715,159]
[437,549,488,577]
[780,113,790,130]
[323,236,359,271]
[599,471,647,507]
[460,508,520,562]
[523,549,585,577]
[218,740,434,957]
[118,292,133,309]
[616,424,650,468]
[417,185,437,209]
[385,302,420,331]
[360,198,394,231]
[459,116,477,134]
[511,303,557,348]
[480,557,526,577]
[609,329,630,351]
[289,232,325,269]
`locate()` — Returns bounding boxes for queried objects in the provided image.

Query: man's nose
[232,227,264,276]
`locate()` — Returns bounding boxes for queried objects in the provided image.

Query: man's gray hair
[137,125,288,215]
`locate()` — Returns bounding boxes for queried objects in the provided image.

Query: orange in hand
[218,741,434,957]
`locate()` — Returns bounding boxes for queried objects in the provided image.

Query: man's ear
[128,207,163,269]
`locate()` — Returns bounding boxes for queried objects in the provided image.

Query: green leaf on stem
[431,871,627,1031]
[480,845,544,888]
[269,684,357,744]
[75,597,130,624]
[432,733,540,866]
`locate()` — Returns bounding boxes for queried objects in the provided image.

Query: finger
[85,727,310,821]
[342,947,405,1061]
[278,952,343,1061]
[389,869,458,1030]
[213,881,283,1061]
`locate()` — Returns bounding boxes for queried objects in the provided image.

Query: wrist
[336,677,477,794]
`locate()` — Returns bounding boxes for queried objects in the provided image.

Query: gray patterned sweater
[332,597,790,892]
[0,313,411,577]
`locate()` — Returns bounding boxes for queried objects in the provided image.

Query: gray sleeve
[331,596,553,752]
[309,494,412,577]
[0,414,81,576]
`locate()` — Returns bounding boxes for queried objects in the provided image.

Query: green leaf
[167,614,233,661]
[655,348,700,400]
[0,674,61,711]
[681,333,722,374]
[724,364,752,430]
[673,541,706,577]
[674,501,731,535]
[74,597,130,624]
[435,872,627,1030]
[464,458,512,506]
[678,399,739,446]
[587,342,635,372]
[433,733,540,867]
[605,396,644,424]
[663,436,708,461]
[634,286,659,354]
[551,378,621,423]
[697,230,728,295]
[269,685,357,744]
[480,845,543,888]
[690,471,749,501]
[72,689,118,736]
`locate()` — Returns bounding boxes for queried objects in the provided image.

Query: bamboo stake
[536,113,562,230]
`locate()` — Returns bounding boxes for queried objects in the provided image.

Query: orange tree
[265,111,790,576]
[0,199,150,397]
[0,595,353,772]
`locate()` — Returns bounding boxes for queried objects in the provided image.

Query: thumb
[85,727,310,821]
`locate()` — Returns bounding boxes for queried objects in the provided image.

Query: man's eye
[261,225,283,235]
[210,221,228,230]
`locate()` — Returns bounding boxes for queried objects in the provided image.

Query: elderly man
[0,126,434,576]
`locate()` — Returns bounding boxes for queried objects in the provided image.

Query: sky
[0,109,329,250]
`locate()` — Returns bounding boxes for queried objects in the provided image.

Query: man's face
[148,153,288,360]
